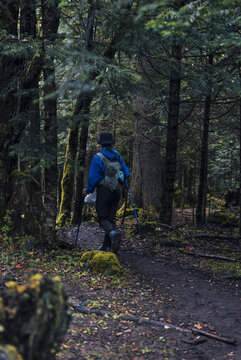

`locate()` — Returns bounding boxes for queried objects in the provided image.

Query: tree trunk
[196,54,213,226]
[14,0,43,235]
[159,39,182,224]
[0,1,20,216]
[131,57,162,211]
[72,109,91,224]
[239,64,241,240]
[41,0,60,242]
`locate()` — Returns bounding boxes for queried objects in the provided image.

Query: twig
[220,275,241,280]
[182,251,237,262]
[191,328,236,345]
[181,338,207,345]
[70,301,236,345]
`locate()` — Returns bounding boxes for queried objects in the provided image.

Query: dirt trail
[59,223,241,359]
[119,252,241,341]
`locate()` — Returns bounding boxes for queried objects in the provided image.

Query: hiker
[83,131,130,253]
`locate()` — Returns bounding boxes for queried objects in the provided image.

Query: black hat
[97,131,115,146]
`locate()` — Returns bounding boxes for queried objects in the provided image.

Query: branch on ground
[70,301,236,345]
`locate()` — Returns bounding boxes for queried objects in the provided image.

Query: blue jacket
[86,147,130,193]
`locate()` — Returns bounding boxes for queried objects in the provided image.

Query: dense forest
[1,0,241,244]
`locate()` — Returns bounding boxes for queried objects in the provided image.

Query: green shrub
[207,211,239,227]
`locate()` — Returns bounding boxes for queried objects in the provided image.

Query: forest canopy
[0,0,241,243]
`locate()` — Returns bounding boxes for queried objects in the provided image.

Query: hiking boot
[98,244,107,251]
[109,230,121,254]
[98,234,111,252]
[98,244,112,252]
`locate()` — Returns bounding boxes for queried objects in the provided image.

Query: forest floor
[1,215,241,360]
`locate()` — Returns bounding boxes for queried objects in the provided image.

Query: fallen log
[182,251,237,262]
[70,301,236,345]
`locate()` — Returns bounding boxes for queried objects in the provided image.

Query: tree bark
[14,0,43,235]
[0,1,20,215]
[41,0,60,242]
[131,57,162,211]
[159,39,182,224]
[239,64,241,240]
[196,54,213,226]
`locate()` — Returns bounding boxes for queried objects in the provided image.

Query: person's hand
[82,188,87,196]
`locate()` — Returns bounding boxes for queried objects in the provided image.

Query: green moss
[116,204,137,219]
[56,210,71,228]
[126,221,157,237]
[80,250,122,274]
[11,170,40,186]
[0,275,71,360]
[57,161,75,227]
[0,344,23,360]
[207,211,239,227]
[204,260,241,276]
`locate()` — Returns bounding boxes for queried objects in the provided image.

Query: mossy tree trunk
[57,94,91,227]
[41,0,60,243]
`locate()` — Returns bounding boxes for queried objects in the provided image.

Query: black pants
[96,185,121,238]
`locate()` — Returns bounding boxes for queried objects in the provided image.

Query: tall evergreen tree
[41,0,60,241]
[0,1,20,216]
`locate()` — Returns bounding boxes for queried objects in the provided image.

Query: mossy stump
[0,275,71,360]
[0,345,23,360]
[80,250,122,274]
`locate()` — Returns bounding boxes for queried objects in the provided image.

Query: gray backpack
[97,152,122,191]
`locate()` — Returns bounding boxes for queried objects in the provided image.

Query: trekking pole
[75,195,85,246]
[125,180,141,232]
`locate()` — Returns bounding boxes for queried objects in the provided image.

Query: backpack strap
[97,152,117,165]
[97,152,106,162]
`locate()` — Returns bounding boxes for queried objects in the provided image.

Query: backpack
[97,152,123,191]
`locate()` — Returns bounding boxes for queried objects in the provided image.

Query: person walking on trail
[83,131,130,253]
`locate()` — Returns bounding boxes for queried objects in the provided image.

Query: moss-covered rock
[125,221,158,237]
[0,345,23,360]
[80,250,122,274]
[207,211,239,227]
[0,274,71,360]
